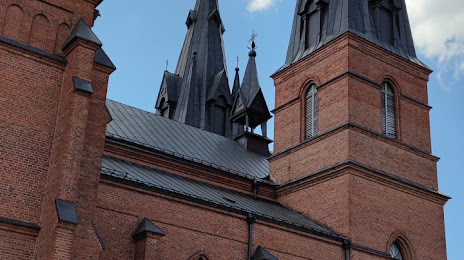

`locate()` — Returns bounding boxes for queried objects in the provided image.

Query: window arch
[389,242,404,260]
[305,84,318,139]
[381,82,396,138]
[187,251,211,260]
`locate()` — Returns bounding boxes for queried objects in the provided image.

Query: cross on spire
[249,30,258,50]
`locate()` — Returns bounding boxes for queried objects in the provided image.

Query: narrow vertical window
[382,82,396,138]
[389,243,404,260]
[305,84,318,139]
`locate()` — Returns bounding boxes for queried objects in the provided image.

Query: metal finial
[248,30,258,50]
[165,60,169,71]
[236,56,239,68]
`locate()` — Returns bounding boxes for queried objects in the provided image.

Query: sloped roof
[280,0,426,72]
[105,100,269,179]
[101,155,341,239]
[253,246,278,260]
[132,218,166,237]
[62,18,102,50]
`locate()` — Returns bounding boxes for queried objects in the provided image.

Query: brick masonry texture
[0,0,448,259]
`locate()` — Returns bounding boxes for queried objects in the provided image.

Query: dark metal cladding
[281,0,425,72]
[231,47,271,129]
[155,0,233,137]
[72,77,93,94]
[232,67,241,102]
[252,246,279,260]
[62,18,102,50]
[132,218,166,237]
[101,155,341,239]
[106,100,270,179]
[94,48,116,70]
[55,199,78,224]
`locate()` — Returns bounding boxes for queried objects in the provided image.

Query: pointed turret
[155,0,233,137]
[231,40,272,156]
[232,66,241,102]
[281,0,422,71]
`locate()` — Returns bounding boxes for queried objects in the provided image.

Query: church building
[0,0,448,259]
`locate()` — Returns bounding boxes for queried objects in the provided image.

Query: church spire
[282,0,422,71]
[155,0,233,137]
[231,39,272,156]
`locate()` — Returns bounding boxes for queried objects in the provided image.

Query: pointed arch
[29,14,50,51]
[386,231,415,260]
[2,4,24,40]
[54,23,71,53]
[186,251,211,260]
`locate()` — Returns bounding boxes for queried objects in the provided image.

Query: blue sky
[93,0,463,258]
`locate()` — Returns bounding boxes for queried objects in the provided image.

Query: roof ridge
[107,99,233,140]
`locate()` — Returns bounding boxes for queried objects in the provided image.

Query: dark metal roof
[62,18,102,50]
[155,0,233,135]
[132,218,166,237]
[252,246,279,260]
[55,199,78,224]
[72,77,93,94]
[106,100,270,179]
[281,0,425,72]
[94,48,116,70]
[232,67,241,102]
[231,48,271,128]
[155,71,179,108]
[101,155,341,239]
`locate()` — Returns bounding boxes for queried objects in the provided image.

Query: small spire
[232,58,240,101]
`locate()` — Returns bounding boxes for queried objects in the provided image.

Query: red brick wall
[271,32,446,259]
[0,0,109,259]
[271,33,436,188]
[0,0,99,55]
[97,181,346,260]
[278,171,447,260]
[0,227,36,260]
[0,46,63,224]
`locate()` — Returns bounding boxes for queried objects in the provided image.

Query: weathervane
[236,56,240,68]
[248,30,258,51]
[166,60,169,71]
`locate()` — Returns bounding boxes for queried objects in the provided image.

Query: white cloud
[247,0,276,12]
[405,0,464,87]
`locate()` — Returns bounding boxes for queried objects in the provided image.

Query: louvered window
[382,82,396,138]
[305,84,318,139]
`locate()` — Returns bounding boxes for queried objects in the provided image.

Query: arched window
[389,243,404,260]
[305,84,318,139]
[381,82,396,138]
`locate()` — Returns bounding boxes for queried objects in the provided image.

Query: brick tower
[270,0,449,259]
[0,0,115,259]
